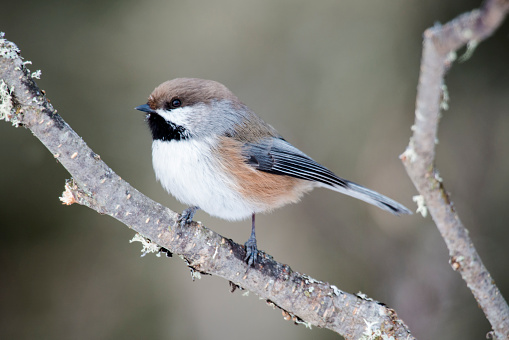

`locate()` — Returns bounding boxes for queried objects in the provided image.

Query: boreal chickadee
[135,78,412,266]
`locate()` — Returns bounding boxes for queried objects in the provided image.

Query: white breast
[151,138,254,221]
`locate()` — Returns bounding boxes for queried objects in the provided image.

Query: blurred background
[1,1,508,339]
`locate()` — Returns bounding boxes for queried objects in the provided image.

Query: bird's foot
[244,237,258,267]
[178,206,199,228]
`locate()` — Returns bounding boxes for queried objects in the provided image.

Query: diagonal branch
[400,0,509,338]
[0,33,414,340]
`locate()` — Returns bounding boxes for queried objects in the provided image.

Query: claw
[178,206,199,228]
[244,237,258,267]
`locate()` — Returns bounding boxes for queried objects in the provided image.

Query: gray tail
[321,181,412,216]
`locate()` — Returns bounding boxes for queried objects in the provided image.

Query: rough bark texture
[400,0,509,338]
[0,34,414,340]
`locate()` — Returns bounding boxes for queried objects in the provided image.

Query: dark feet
[178,206,199,228]
[244,237,258,267]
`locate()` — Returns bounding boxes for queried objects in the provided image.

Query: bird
[135,78,412,266]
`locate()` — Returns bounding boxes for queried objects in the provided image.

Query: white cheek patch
[156,106,195,129]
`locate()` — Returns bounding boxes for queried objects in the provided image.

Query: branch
[400,0,509,338]
[0,33,415,340]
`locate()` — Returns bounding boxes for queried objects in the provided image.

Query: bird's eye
[170,98,181,108]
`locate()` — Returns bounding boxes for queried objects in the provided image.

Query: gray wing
[242,137,412,215]
[243,138,348,189]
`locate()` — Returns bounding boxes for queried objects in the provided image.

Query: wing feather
[243,138,347,188]
[242,137,412,215]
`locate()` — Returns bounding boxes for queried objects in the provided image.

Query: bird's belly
[151,139,254,221]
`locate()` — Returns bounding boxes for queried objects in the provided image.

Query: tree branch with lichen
[0,32,414,340]
[400,0,509,338]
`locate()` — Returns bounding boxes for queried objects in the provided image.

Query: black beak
[135,104,156,114]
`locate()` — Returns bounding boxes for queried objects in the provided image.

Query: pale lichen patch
[60,181,77,205]
[413,195,428,217]
[129,233,162,257]
[0,80,19,126]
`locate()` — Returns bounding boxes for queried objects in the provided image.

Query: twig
[400,0,509,338]
[0,33,414,340]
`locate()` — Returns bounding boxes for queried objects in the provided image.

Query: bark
[400,0,509,338]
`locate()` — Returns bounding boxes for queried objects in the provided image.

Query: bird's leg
[178,206,199,228]
[244,213,258,266]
